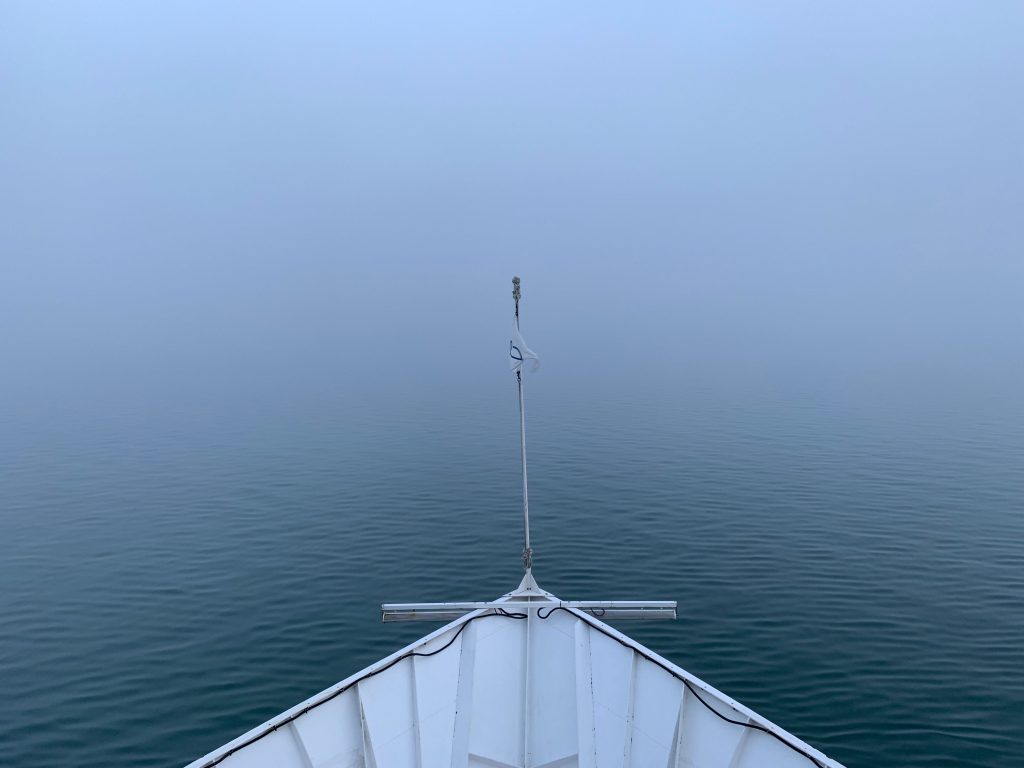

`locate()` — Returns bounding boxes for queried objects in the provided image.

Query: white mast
[381,279,675,623]
[513,276,533,573]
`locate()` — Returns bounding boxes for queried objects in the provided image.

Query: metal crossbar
[382,600,677,622]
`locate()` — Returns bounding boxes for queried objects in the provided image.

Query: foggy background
[2,1,1021,420]
[3,5,1024,767]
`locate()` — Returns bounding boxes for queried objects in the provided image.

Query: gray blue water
[1,380,1022,767]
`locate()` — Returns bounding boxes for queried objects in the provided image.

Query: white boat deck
[185,581,843,768]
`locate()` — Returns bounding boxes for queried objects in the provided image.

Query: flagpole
[513,276,533,572]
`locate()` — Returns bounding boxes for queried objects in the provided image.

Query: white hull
[186,583,843,768]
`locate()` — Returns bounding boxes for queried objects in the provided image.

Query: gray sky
[2,2,1021,413]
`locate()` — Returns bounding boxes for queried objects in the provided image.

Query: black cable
[537,606,827,768]
[197,612,523,767]
[496,607,528,619]
[197,607,829,768]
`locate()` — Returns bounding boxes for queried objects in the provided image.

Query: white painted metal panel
[735,727,815,768]
[290,688,364,768]
[467,617,524,767]
[410,631,462,768]
[358,663,417,768]
[628,651,684,767]
[572,621,596,768]
[586,628,634,768]
[677,685,747,768]
[527,609,577,767]
[217,727,307,768]
[450,621,477,768]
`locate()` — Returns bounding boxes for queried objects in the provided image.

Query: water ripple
[1,391,1021,767]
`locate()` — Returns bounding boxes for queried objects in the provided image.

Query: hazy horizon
[2,1,1022,420]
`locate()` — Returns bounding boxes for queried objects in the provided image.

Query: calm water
[1,381,1022,767]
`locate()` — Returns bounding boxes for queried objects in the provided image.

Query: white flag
[510,320,539,373]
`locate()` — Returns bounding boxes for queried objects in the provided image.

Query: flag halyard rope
[512,276,533,572]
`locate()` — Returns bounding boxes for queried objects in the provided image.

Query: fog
[2,2,1021,417]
